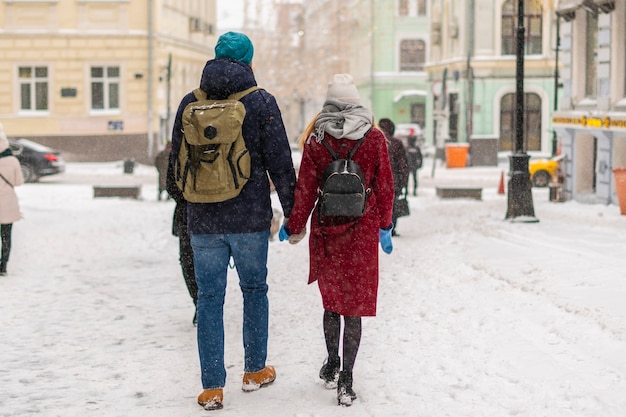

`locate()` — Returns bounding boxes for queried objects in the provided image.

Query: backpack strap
[0,172,13,188]
[347,129,371,160]
[321,128,371,161]
[191,86,259,102]
[228,85,260,101]
[192,88,206,101]
[320,139,339,160]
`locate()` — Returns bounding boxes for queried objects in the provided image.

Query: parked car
[529,154,564,187]
[393,123,425,148]
[8,139,66,182]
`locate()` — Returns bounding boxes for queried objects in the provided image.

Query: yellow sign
[586,117,603,128]
[552,115,626,130]
[552,117,580,125]
[611,119,626,129]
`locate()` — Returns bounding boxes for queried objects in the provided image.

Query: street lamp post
[552,16,560,156]
[505,0,538,221]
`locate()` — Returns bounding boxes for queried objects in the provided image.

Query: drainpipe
[552,16,560,156]
[147,0,154,158]
[466,0,475,144]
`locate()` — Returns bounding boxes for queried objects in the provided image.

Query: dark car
[8,139,66,182]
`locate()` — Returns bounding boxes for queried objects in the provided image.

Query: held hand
[278,225,290,242]
[379,227,393,254]
[288,229,306,245]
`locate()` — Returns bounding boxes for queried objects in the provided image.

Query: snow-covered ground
[2,156,626,417]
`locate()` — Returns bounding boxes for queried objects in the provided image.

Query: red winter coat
[287,128,394,317]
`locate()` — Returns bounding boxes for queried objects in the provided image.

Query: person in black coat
[166,161,198,325]
[378,118,409,236]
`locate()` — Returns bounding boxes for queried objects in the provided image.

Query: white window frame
[17,64,50,115]
[398,0,427,17]
[89,64,121,114]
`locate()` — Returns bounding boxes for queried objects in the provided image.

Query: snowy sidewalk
[1,162,626,417]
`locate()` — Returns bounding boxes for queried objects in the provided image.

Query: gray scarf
[314,99,373,142]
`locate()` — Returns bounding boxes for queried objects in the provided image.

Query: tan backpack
[175,86,259,203]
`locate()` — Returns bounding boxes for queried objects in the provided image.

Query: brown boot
[197,388,223,410]
[242,365,276,392]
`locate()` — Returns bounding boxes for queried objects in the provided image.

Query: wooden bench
[93,186,141,199]
[436,187,482,200]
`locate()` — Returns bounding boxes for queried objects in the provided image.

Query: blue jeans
[191,230,270,389]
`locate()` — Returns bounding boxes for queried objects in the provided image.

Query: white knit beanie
[326,74,361,105]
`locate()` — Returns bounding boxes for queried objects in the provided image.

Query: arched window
[501,0,542,55]
[499,92,542,151]
[400,39,426,71]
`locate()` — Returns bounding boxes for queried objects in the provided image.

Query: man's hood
[199,58,257,99]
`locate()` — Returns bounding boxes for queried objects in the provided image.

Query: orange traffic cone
[498,170,505,195]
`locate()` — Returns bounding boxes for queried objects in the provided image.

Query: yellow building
[0,0,217,162]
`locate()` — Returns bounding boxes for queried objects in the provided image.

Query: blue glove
[379,227,393,254]
[279,225,290,242]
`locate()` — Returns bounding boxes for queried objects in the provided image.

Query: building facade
[0,0,217,163]
[553,0,626,205]
[425,0,559,165]
[240,0,432,142]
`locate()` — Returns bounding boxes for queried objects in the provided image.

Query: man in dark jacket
[169,32,296,411]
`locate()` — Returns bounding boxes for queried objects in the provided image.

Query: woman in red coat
[280,74,394,406]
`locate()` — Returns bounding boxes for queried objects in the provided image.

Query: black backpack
[318,132,370,219]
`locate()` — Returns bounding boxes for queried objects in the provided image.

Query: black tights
[1,223,12,263]
[323,310,362,374]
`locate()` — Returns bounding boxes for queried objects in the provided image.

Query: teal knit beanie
[214,31,254,65]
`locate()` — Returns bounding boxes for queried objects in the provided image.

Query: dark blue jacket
[170,58,296,235]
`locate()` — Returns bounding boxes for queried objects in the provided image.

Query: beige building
[0,0,217,163]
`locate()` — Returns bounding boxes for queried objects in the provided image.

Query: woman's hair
[297,112,320,149]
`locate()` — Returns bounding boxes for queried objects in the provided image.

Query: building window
[398,0,408,16]
[400,39,426,71]
[499,92,542,152]
[91,65,120,111]
[417,0,426,16]
[19,66,48,112]
[585,12,598,98]
[501,0,543,55]
[398,0,426,17]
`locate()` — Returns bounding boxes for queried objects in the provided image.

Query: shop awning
[393,90,427,103]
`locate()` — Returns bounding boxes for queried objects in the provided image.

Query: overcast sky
[217,0,244,31]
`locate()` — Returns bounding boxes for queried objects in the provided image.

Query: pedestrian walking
[0,123,25,276]
[378,118,409,236]
[169,31,296,411]
[405,135,423,196]
[279,74,395,407]
[155,142,171,201]
[166,160,198,326]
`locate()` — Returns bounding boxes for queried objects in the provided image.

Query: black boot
[319,355,340,389]
[0,260,6,276]
[337,371,357,406]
